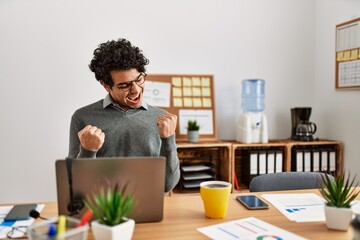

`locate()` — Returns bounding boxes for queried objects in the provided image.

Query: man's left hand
[157,112,177,138]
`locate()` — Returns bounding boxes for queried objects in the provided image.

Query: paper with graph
[262,193,326,222]
[198,217,307,240]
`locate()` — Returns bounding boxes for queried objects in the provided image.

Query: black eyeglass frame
[115,72,147,92]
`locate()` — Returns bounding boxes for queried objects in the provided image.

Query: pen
[47,223,56,237]
[57,215,66,237]
[77,210,93,227]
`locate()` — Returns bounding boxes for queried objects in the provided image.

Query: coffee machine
[291,107,317,141]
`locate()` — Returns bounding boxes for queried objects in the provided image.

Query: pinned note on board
[145,74,217,141]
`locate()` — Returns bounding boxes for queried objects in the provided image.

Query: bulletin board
[143,74,217,142]
[335,17,360,90]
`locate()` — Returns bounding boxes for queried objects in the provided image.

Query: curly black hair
[89,38,149,87]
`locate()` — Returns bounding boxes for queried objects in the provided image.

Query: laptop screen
[55,157,165,223]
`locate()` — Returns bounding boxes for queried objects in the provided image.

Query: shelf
[174,141,232,194]
[231,139,343,191]
[173,139,342,194]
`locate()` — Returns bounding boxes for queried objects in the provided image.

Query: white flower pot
[324,205,353,231]
[91,218,135,240]
[187,130,199,143]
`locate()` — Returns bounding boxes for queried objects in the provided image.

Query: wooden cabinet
[173,139,342,193]
[231,139,343,191]
[174,141,232,193]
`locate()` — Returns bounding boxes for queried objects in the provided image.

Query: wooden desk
[12,189,357,240]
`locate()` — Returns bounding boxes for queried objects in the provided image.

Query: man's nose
[129,81,141,93]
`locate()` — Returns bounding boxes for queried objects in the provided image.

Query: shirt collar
[103,94,148,110]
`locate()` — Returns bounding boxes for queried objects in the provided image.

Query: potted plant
[187,120,200,143]
[84,180,135,240]
[319,171,360,231]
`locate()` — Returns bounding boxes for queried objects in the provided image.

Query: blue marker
[47,223,56,237]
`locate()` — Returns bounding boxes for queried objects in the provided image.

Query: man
[68,38,180,192]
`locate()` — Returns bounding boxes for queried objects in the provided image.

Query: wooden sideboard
[174,139,342,193]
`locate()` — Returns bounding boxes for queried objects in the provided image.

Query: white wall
[313,0,360,178]
[0,0,354,204]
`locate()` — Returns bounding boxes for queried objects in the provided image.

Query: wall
[313,0,360,178]
[0,0,344,203]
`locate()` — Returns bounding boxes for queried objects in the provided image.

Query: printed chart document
[197,217,307,240]
[262,193,325,222]
[143,81,171,107]
[178,109,213,135]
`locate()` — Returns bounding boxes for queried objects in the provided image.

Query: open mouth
[127,94,141,104]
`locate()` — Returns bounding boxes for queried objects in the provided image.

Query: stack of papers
[198,217,307,240]
[262,193,326,222]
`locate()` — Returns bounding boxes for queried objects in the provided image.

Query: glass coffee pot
[291,107,317,141]
[296,122,317,137]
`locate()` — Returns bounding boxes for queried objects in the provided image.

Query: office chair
[249,172,331,192]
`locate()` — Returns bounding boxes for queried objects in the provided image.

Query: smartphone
[236,195,269,210]
[4,204,38,221]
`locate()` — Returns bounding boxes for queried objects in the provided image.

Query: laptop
[55,157,165,223]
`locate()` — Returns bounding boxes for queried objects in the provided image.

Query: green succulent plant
[319,171,360,208]
[84,180,134,226]
[187,120,200,131]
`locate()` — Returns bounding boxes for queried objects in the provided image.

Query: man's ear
[101,81,111,92]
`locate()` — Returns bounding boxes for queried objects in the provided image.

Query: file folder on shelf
[321,148,336,173]
[258,151,267,175]
[291,146,337,174]
[320,149,328,172]
[312,149,320,172]
[304,150,311,172]
[240,149,284,187]
[250,151,258,175]
[267,151,275,174]
[329,150,336,172]
[241,150,258,187]
[292,149,304,172]
[275,150,283,173]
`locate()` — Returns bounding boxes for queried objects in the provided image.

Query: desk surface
[19,189,357,239]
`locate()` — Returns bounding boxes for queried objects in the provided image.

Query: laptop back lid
[55,157,165,223]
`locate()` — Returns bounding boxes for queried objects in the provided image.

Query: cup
[200,180,232,219]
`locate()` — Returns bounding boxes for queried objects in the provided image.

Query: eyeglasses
[115,72,147,92]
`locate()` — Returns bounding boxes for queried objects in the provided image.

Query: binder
[320,149,328,172]
[329,150,336,172]
[275,150,283,173]
[250,151,258,175]
[267,150,275,174]
[304,150,311,172]
[295,149,304,172]
[258,151,267,174]
[241,150,259,187]
[312,149,320,172]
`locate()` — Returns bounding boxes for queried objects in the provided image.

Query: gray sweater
[68,95,180,192]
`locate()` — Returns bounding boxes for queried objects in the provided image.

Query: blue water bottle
[241,79,265,112]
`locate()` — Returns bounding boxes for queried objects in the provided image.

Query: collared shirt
[103,94,148,111]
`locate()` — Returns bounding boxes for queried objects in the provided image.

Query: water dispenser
[236,79,268,143]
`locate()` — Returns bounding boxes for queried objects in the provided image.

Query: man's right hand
[77,125,105,152]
